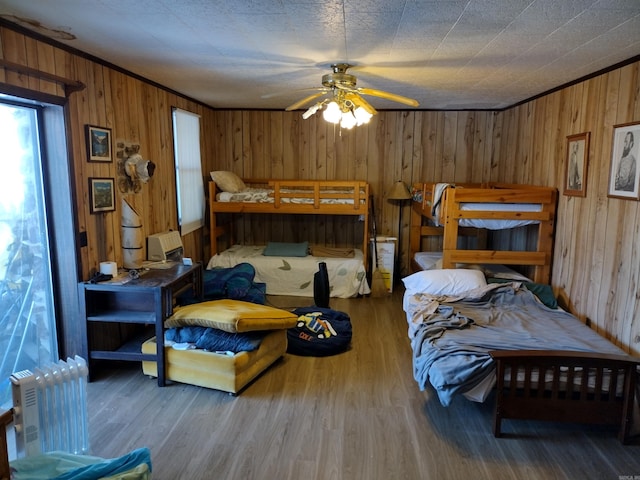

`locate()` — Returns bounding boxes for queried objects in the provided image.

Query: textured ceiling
[1,0,640,111]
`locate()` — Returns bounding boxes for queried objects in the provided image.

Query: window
[172,108,204,236]
[0,100,58,408]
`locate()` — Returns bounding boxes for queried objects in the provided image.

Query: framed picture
[86,125,112,162]
[564,132,589,197]
[608,122,640,200]
[89,177,116,213]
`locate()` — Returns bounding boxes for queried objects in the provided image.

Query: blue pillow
[263,241,309,257]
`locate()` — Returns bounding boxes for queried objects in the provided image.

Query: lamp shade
[388,180,412,200]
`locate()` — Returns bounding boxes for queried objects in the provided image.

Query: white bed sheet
[431,183,542,229]
[216,188,364,205]
[207,244,370,298]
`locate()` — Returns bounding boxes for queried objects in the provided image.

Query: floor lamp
[387,180,412,284]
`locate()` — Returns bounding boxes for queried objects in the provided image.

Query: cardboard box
[370,236,396,293]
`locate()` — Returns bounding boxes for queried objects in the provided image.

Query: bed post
[534,188,557,284]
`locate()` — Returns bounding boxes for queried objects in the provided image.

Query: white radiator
[10,356,90,457]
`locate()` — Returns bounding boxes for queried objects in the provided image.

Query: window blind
[172,108,204,236]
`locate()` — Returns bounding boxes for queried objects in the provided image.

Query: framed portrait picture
[89,177,116,213]
[86,125,112,162]
[564,132,589,197]
[608,122,640,200]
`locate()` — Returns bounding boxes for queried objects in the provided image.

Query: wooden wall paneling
[33,39,58,95]
[541,93,561,187]
[625,211,640,356]
[2,29,29,89]
[567,83,592,315]
[554,87,580,298]
[242,112,263,244]
[616,202,639,350]
[440,112,457,181]
[453,112,471,183]
[495,107,515,183]
[529,101,546,185]
[517,104,534,184]
[592,68,622,339]
[488,111,502,182]
[141,83,161,235]
[21,36,39,91]
[470,111,486,183]
[584,75,614,332]
[379,112,398,237]
[573,76,602,307]
[394,111,415,274]
[68,82,91,278]
[52,42,72,98]
[607,64,640,350]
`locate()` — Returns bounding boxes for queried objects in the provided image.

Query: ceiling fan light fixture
[353,106,372,125]
[340,111,357,129]
[322,101,342,124]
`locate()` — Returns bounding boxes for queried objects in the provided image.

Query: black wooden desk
[78,262,203,386]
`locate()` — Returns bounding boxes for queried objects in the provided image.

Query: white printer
[147,231,183,262]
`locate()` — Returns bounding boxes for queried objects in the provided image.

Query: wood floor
[87,290,640,480]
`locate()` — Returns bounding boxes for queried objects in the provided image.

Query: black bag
[287,306,352,357]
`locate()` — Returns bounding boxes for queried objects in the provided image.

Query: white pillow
[210,171,247,193]
[402,269,487,296]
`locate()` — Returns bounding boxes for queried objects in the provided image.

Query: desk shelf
[78,263,203,386]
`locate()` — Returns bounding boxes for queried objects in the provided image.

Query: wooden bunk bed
[208,178,371,297]
[404,182,639,442]
[409,182,557,283]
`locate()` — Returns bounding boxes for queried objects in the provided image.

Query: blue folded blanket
[166,326,265,353]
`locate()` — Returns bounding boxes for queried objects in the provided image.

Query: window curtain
[172,108,204,236]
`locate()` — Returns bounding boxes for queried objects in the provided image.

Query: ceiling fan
[273,63,420,128]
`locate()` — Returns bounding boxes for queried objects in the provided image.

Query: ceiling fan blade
[285,92,326,111]
[358,88,419,107]
[262,87,326,99]
[344,92,377,115]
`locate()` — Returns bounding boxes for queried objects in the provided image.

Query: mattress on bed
[207,245,370,298]
[431,183,542,229]
[404,283,627,406]
[216,188,365,205]
[141,329,287,394]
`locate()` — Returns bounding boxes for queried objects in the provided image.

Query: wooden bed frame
[1,409,11,480]
[209,179,370,267]
[409,182,557,283]
[490,350,639,444]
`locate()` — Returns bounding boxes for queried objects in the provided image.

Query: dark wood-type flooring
[87,290,640,479]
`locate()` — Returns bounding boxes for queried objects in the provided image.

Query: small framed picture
[86,125,112,162]
[608,122,640,200]
[564,132,589,197]
[89,177,116,213]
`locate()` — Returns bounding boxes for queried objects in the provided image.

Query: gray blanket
[407,284,626,406]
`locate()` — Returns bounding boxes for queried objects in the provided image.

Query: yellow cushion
[165,299,298,333]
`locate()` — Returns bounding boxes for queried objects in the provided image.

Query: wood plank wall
[1,24,638,355]
[0,25,216,280]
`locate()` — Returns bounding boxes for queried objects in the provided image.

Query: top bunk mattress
[207,245,370,298]
[216,188,362,205]
[426,182,544,229]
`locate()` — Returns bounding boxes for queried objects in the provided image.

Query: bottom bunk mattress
[206,244,370,298]
[141,328,287,394]
[403,281,629,406]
